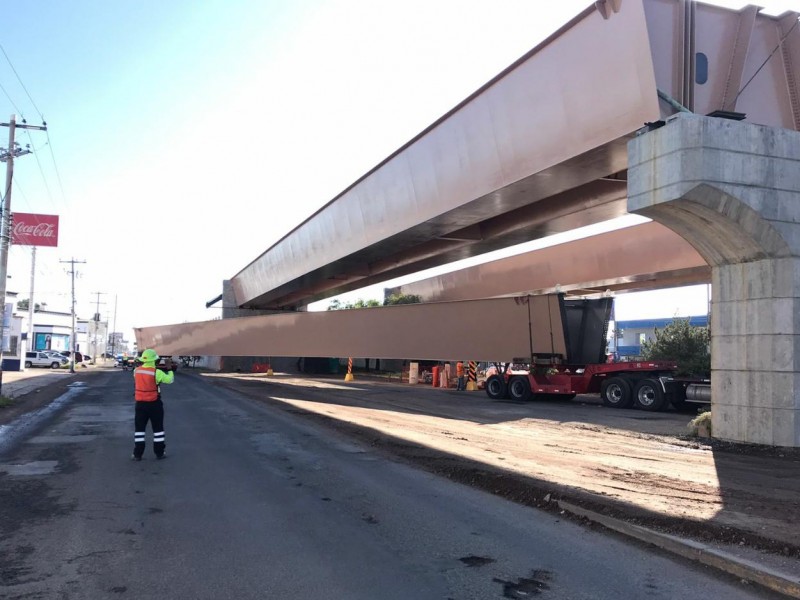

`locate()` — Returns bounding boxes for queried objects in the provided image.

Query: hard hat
[140,349,159,363]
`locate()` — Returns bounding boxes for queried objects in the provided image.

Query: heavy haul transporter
[484,294,710,411]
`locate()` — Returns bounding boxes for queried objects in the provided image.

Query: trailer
[484,294,711,411]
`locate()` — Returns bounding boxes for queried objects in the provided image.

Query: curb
[558,501,800,599]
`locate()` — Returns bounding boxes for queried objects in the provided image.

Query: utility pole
[61,258,86,374]
[28,246,35,351]
[0,115,46,396]
[110,294,117,358]
[90,291,105,364]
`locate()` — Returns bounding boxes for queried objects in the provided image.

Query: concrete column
[628,114,800,447]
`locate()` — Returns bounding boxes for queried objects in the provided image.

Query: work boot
[131,454,142,462]
[156,451,167,460]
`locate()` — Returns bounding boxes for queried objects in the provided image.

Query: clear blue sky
[0,0,794,341]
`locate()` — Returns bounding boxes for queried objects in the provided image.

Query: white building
[0,293,109,370]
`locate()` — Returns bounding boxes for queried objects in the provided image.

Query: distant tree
[327,298,381,310]
[640,318,710,376]
[16,299,44,312]
[383,293,421,306]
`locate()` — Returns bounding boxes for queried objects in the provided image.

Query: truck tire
[50,362,61,369]
[633,378,667,411]
[485,375,507,400]
[508,376,532,402]
[600,377,632,408]
[669,384,691,411]
[24,361,32,368]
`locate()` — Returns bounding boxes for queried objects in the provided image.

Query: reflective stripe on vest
[134,366,159,401]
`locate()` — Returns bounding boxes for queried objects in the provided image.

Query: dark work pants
[133,399,165,458]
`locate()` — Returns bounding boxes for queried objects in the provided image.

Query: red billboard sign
[11,213,59,247]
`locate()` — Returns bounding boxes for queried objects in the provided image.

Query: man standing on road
[456,361,465,391]
[132,349,175,461]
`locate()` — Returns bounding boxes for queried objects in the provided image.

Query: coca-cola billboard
[11,213,59,247]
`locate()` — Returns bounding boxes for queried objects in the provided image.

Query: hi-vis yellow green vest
[134,364,174,402]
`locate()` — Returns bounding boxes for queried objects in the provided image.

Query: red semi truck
[483,294,710,411]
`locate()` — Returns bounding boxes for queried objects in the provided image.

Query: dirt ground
[3,368,800,563]
[202,371,800,562]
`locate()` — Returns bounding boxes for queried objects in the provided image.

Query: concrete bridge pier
[628,114,800,447]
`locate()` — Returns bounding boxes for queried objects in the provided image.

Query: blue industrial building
[612,315,709,360]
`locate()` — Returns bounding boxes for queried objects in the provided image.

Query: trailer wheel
[600,377,632,408]
[508,376,532,402]
[485,375,507,400]
[633,378,667,411]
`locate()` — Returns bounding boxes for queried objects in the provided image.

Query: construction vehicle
[484,294,711,411]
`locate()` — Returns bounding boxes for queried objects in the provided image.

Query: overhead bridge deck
[224,0,798,312]
[136,222,708,358]
[137,0,798,361]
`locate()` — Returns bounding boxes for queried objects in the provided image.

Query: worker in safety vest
[132,348,175,461]
[456,361,465,391]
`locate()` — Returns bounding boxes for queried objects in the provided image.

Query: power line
[0,40,64,211]
[44,130,68,206]
[0,42,44,121]
[0,80,24,117]
[22,132,55,207]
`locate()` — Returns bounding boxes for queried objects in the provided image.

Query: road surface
[0,369,786,599]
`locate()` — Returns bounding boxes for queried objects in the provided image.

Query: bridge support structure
[628,114,800,447]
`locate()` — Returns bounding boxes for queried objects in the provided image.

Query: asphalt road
[0,370,784,599]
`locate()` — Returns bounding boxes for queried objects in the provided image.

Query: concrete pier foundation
[628,114,800,447]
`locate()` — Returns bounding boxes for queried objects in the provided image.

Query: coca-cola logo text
[10,213,59,247]
[12,221,56,238]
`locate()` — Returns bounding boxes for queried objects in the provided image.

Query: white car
[25,351,67,369]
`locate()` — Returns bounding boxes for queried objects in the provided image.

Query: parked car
[25,351,67,369]
[115,355,137,370]
[57,351,84,363]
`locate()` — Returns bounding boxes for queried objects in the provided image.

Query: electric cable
[0,42,44,121]
[0,80,24,117]
[23,133,56,208]
[44,130,68,207]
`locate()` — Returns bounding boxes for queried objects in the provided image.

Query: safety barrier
[467,361,478,391]
[344,357,354,382]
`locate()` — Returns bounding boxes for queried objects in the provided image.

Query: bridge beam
[628,113,800,447]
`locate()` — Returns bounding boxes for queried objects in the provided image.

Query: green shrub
[688,410,712,437]
[640,318,710,376]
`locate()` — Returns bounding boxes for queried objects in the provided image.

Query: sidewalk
[0,367,77,398]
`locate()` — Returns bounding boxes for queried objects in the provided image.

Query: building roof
[616,315,708,330]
